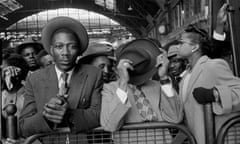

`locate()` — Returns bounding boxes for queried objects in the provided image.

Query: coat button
[82,98,86,103]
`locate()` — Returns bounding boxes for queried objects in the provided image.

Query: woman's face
[178,33,197,58]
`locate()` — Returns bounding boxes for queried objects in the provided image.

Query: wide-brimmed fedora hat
[116,39,161,85]
[16,37,43,54]
[79,42,115,63]
[41,16,88,54]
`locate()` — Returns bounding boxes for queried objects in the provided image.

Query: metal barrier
[23,122,197,144]
[216,114,240,144]
[204,104,240,144]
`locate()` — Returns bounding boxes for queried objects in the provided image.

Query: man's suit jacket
[19,64,103,137]
[178,56,240,144]
[100,80,183,132]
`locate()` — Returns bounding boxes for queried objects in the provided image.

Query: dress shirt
[55,65,74,88]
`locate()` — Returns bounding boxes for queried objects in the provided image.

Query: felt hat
[79,42,115,63]
[167,45,179,58]
[41,16,88,54]
[16,37,43,54]
[116,39,161,85]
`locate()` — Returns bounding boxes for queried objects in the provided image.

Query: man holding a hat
[19,17,103,137]
[16,37,43,72]
[100,39,182,132]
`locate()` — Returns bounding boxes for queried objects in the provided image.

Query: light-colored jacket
[101,80,182,132]
[100,80,183,143]
[179,56,240,144]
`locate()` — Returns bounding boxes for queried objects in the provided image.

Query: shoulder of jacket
[206,58,229,67]
[80,64,101,74]
[28,67,48,80]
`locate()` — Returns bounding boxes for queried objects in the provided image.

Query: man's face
[21,46,38,67]
[168,56,185,76]
[50,32,80,72]
[40,54,54,68]
[91,56,112,82]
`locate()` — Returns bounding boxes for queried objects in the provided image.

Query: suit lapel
[67,66,85,109]
[45,66,59,101]
[185,56,208,102]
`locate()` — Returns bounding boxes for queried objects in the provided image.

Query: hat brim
[16,43,43,54]
[79,51,114,64]
[117,39,161,85]
[41,16,88,54]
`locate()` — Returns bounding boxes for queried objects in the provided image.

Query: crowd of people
[1,3,240,144]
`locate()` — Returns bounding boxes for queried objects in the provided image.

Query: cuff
[116,88,128,104]
[213,31,226,41]
[161,84,174,97]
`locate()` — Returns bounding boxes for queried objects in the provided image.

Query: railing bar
[154,128,156,144]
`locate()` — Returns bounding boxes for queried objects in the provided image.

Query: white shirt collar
[55,65,74,84]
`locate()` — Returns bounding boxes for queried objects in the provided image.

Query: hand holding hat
[116,39,161,85]
[117,59,134,91]
[156,49,169,80]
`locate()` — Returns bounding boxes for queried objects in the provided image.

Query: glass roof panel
[94,0,116,10]
[0,0,23,16]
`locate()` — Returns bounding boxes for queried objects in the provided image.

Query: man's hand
[156,50,169,80]
[117,59,134,91]
[193,87,215,104]
[2,66,21,90]
[216,3,229,34]
[43,97,69,124]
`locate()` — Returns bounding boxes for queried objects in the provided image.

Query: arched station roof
[0,0,167,37]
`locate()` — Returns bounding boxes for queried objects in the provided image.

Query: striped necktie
[59,72,69,97]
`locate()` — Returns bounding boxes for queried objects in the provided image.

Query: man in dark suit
[19,17,103,138]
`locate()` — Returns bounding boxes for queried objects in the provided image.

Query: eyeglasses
[52,43,78,50]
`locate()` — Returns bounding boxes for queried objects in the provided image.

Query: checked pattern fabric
[133,86,158,121]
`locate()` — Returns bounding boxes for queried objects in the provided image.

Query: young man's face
[91,56,112,82]
[168,56,185,76]
[21,46,38,68]
[50,31,80,72]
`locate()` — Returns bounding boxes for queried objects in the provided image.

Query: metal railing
[204,104,240,144]
[23,122,197,144]
[216,113,240,144]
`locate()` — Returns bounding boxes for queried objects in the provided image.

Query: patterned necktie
[133,86,158,121]
[59,72,69,97]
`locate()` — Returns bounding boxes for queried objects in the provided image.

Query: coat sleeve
[208,59,240,114]
[68,70,103,133]
[100,82,131,132]
[160,87,184,124]
[19,76,52,137]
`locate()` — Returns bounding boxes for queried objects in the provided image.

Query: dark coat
[19,64,103,137]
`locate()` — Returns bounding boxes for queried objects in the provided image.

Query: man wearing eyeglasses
[19,17,103,140]
[167,25,240,144]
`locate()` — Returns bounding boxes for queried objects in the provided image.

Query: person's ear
[192,44,200,53]
[49,46,54,56]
